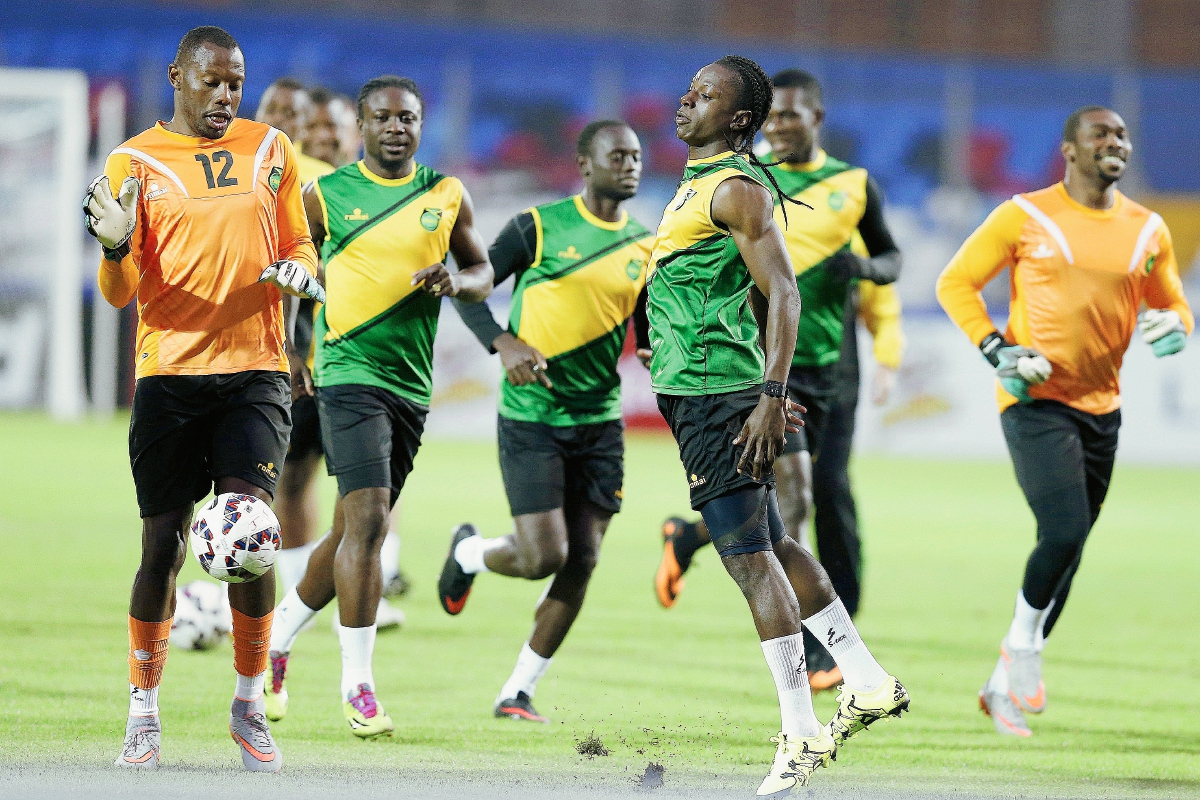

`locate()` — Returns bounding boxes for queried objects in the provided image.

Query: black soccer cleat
[494,691,549,724]
[438,524,479,615]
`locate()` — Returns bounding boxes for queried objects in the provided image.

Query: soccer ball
[189,493,281,583]
[170,580,231,651]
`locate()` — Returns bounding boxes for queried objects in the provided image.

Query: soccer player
[936,106,1192,737]
[643,56,907,794]
[265,75,493,739]
[439,120,652,723]
[653,68,903,685]
[85,26,321,771]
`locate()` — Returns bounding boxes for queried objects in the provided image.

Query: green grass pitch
[1,412,1198,797]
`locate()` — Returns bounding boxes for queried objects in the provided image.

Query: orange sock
[128,616,172,690]
[232,609,273,678]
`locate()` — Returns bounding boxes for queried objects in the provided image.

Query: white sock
[454,533,508,574]
[986,654,1008,693]
[497,642,552,702]
[235,670,265,702]
[760,634,820,739]
[380,530,401,584]
[338,624,377,701]
[129,684,158,717]
[1007,590,1052,652]
[270,589,317,654]
[803,599,888,693]
[275,541,317,592]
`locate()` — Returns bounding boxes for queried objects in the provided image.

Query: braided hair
[713,55,809,226]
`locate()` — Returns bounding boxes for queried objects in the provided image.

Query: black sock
[672,519,708,571]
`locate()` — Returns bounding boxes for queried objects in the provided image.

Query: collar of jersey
[686,150,738,167]
[1053,181,1123,219]
[774,149,828,173]
[357,160,418,186]
[154,120,235,144]
[573,194,627,231]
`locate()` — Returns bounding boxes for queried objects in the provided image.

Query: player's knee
[342,497,390,546]
[564,544,600,579]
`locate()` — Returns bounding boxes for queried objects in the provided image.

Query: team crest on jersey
[625,259,642,280]
[268,166,283,193]
[420,207,443,231]
[674,188,697,211]
[827,190,846,210]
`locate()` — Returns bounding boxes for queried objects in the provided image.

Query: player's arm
[632,285,651,367]
[88,152,141,308]
[713,176,801,480]
[825,176,902,284]
[936,201,1050,401]
[859,282,905,404]
[259,137,324,303]
[412,186,494,303]
[1139,223,1194,357]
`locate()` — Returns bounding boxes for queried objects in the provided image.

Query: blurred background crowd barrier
[3,0,1199,462]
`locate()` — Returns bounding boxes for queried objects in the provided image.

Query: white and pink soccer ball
[189,493,281,583]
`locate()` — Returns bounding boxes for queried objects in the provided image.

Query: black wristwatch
[761,380,786,399]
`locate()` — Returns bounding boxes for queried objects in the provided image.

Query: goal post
[0,67,89,419]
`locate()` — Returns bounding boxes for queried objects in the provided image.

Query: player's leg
[273,394,324,592]
[209,371,291,772]
[329,490,405,634]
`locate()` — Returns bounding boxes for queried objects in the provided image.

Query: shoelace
[238,710,273,748]
[349,684,379,718]
[270,653,288,693]
[123,727,157,756]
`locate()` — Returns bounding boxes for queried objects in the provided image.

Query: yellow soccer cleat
[264,650,289,722]
[756,728,836,797]
[343,684,394,740]
[826,675,910,747]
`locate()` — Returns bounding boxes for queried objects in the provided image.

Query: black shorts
[317,384,428,504]
[782,364,838,456]
[657,388,773,510]
[498,416,625,517]
[129,371,291,518]
[286,393,324,462]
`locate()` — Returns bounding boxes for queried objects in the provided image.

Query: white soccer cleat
[1002,642,1045,714]
[115,714,161,769]
[756,728,836,796]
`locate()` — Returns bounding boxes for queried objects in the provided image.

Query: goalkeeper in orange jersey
[84,26,320,770]
[936,106,1192,737]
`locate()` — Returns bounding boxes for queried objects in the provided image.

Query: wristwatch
[761,380,786,399]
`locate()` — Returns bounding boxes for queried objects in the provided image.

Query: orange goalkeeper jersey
[937,182,1193,415]
[97,119,318,378]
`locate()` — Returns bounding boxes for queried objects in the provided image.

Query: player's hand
[412,262,459,298]
[785,397,805,434]
[733,395,788,481]
[823,250,864,282]
[83,175,140,251]
[980,332,1050,404]
[636,348,653,369]
[872,364,897,406]
[1139,309,1187,357]
[287,346,314,400]
[259,260,326,303]
[495,332,552,388]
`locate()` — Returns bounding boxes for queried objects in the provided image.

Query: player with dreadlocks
[637,56,909,794]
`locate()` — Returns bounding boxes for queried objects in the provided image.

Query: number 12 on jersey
[195,151,237,189]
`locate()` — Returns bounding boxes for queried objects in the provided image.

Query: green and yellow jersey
[645,151,770,396]
[765,149,898,367]
[455,195,652,426]
[292,151,336,371]
[312,160,462,406]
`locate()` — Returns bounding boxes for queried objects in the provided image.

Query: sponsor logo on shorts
[688,473,706,489]
[344,207,370,221]
[614,489,623,499]
[420,207,443,231]
[258,461,278,480]
[826,627,847,648]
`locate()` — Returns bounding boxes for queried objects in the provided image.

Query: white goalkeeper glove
[980,332,1052,404]
[258,260,326,304]
[83,175,140,253]
[1138,309,1187,357]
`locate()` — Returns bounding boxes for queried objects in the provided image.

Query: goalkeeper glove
[980,332,1051,403]
[1138,309,1187,357]
[258,260,326,304]
[83,175,140,255]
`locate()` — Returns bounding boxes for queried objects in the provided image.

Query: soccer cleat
[264,650,289,722]
[230,696,283,772]
[494,691,549,724]
[655,517,690,608]
[1002,642,1045,714]
[808,666,843,693]
[343,683,394,740]
[979,683,1032,737]
[438,524,479,615]
[755,728,836,796]
[115,715,161,768]
[382,570,412,599]
[826,675,910,746]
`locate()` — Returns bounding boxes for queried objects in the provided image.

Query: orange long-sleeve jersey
[859,282,905,370]
[97,119,318,378]
[937,182,1193,414]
